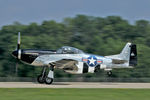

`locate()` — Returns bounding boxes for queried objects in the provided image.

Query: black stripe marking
[83,63,89,73]
[129,44,137,66]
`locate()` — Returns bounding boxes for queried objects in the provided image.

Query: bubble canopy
[56,46,84,54]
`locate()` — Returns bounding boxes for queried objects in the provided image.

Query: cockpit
[56,46,84,54]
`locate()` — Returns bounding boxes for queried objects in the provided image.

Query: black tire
[107,71,112,77]
[37,75,45,84]
[45,77,53,85]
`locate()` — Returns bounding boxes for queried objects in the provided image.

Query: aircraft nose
[12,50,18,58]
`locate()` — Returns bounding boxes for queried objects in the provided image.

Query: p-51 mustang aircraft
[12,32,137,84]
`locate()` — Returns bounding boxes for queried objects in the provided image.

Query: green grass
[0,88,150,100]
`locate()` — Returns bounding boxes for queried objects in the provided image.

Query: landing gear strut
[37,67,46,83]
[45,64,54,84]
[37,64,54,85]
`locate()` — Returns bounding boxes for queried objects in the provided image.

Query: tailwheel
[107,71,112,77]
[45,77,53,84]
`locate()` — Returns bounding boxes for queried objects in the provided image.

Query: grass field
[0,88,150,100]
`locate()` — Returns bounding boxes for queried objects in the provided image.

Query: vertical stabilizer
[120,42,132,61]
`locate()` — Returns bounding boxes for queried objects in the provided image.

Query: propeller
[12,32,21,59]
[12,32,21,76]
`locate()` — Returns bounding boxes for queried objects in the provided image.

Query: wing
[32,54,98,74]
[54,59,78,69]
[45,57,82,74]
[32,54,81,71]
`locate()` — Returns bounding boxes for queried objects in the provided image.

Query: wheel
[45,77,53,85]
[107,71,112,77]
[37,75,45,84]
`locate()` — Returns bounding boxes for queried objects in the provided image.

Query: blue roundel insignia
[87,56,97,67]
[82,56,103,67]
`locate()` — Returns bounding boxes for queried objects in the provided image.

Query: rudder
[129,44,137,66]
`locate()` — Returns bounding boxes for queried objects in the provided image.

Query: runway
[0,82,150,88]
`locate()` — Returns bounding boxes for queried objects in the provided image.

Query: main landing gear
[37,64,54,85]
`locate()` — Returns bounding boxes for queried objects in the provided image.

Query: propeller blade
[17,32,21,50]
[12,32,22,59]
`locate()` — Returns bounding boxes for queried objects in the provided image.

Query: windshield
[56,46,84,54]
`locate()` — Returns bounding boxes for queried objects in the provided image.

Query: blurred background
[0,0,150,82]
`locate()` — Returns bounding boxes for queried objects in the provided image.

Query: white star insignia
[89,57,96,65]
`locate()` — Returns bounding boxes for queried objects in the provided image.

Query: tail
[120,42,137,66]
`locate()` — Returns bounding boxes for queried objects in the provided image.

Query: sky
[0,0,150,27]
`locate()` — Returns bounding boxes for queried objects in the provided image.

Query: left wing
[32,54,85,73]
